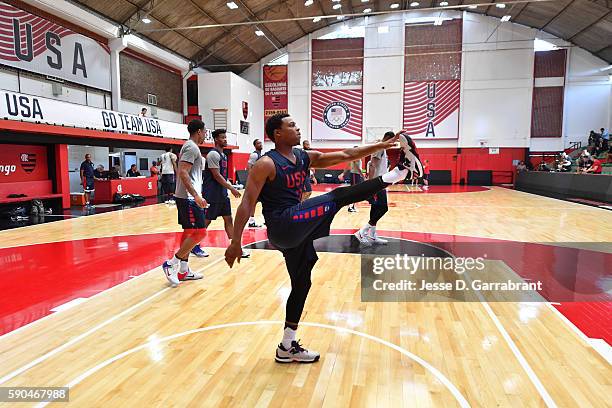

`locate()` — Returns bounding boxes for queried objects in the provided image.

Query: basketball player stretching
[225,113,422,363]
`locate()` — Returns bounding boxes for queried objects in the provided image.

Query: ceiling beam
[121,0,159,28]
[567,9,611,41]
[235,0,284,49]
[285,0,308,36]
[184,0,261,61]
[191,0,296,67]
[119,0,232,67]
[539,0,574,30]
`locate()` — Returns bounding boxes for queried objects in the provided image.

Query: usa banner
[403,19,462,139]
[402,80,460,138]
[0,2,111,90]
[263,65,288,139]
[311,38,364,141]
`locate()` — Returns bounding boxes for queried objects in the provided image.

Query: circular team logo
[323,102,350,129]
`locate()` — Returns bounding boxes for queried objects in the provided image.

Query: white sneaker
[248,220,263,228]
[275,340,320,363]
[162,261,180,287]
[354,230,372,246]
[241,249,251,258]
[179,267,203,281]
[369,232,388,245]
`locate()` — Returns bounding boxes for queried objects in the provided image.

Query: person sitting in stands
[558,152,572,172]
[127,164,141,177]
[516,161,527,173]
[578,151,593,172]
[583,157,603,174]
[94,164,106,179]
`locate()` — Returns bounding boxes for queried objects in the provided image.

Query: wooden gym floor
[0,186,610,407]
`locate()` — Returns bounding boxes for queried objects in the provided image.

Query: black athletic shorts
[265,193,339,250]
[205,198,231,220]
[161,174,175,195]
[367,189,388,207]
[176,197,206,229]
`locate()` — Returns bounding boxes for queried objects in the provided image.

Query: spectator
[108,165,120,179]
[578,151,593,172]
[150,160,160,178]
[80,153,95,208]
[139,107,147,117]
[422,159,430,190]
[558,152,572,172]
[516,161,527,173]
[94,164,105,179]
[601,128,609,152]
[127,164,141,177]
[584,157,602,174]
[525,158,534,171]
[160,146,178,201]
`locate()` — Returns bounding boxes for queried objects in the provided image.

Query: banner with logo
[311,88,363,141]
[0,144,48,183]
[0,90,189,139]
[311,38,364,141]
[403,19,462,139]
[0,2,111,90]
[402,80,460,138]
[263,65,288,139]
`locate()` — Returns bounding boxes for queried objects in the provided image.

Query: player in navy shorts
[225,113,422,363]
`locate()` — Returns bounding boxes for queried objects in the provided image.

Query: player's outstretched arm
[307,135,398,169]
[225,157,275,267]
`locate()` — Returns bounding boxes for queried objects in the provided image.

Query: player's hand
[379,134,399,150]
[225,241,242,268]
[231,188,241,198]
[195,195,207,209]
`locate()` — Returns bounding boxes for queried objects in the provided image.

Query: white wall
[0,67,112,109]
[112,147,166,177]
[239,10,612,152]
[119,98,182,123]
[198,72,264,153]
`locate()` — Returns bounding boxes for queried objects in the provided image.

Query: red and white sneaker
[179,267,203,281]
[275,340,320,363]
[398,132,424,179]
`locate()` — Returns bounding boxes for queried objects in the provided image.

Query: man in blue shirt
[601,128,609,152]
[80,153,95,208]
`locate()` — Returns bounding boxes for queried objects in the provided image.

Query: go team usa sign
[0,91,189,140]
[0,2,111,91]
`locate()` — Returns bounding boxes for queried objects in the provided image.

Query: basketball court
[0,0,611,407]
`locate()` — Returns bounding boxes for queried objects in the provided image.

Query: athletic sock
[281,327,297,349]
[248,217,255,224]
[179,260,189,273]
[169,255,181,265]
[369,225,377,237]
[382,167,408,184]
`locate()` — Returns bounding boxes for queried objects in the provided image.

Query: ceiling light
[141,17,151,24]
[313,16,322,22]
[377,25,389,33]
[226,2,238,9]
[440,1,448,6]
[363,8,372,13]
[434,17,443,25]
[410,2,420,6]
[333,4,341,9]
[468,5,478,9]
[599,65,612,72]
[496,3,506,8]
[362,0,369,2]
[336,15,343,20]
[501,15,511,22]
[390,3,399,8]
[255,30,264,36]
[304,0,313,5]
[332,0,341,2]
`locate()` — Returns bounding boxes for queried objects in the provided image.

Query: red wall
[0,145,48,183]
[229,147,526,184]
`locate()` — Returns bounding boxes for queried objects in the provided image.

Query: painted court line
[36,321,471,408]
[0,257,226,384]
[50,297,89,313]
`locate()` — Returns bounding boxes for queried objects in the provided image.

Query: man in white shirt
[160,146,178,201]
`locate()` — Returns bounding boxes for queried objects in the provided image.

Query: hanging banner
[263,65,288,138]
[0,90,189,139]
[0,2,111,90]
[311,38,364,141]
[402,80,460,138]
[311,88,363,141]
[403,19,462,139]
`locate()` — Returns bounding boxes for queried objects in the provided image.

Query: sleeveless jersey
[259,148,310,218]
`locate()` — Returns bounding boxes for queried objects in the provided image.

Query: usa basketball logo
[323,102,350,130]
[19,153,36,173]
